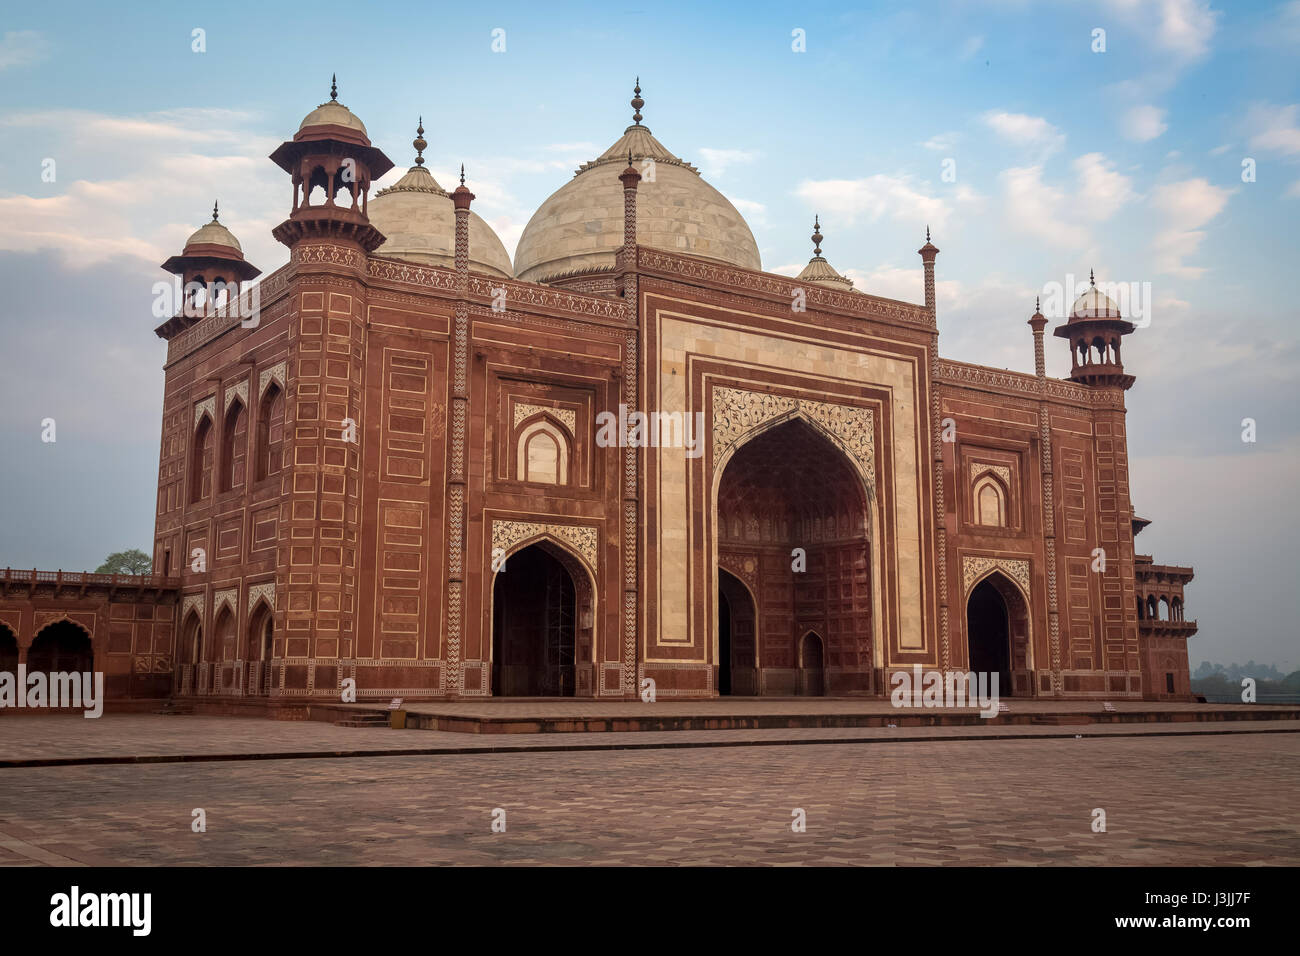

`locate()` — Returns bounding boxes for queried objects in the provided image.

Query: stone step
[333,716,390,728]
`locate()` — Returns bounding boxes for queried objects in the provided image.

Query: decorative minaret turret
[1028,296,1048,379]
[443,164,474,697]
[795,216,854,291]
[918,226,939,324]
[618,149,641,280]
[1053,269,1136,389]
[156,201,261,339]
[269,76,394,252]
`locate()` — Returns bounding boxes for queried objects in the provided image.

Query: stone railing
[1,568,181,590]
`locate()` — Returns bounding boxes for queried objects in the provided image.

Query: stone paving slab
[0,733,1295,865]
[0,713,1297,767]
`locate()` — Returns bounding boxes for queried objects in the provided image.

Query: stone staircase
[333,712,391,729]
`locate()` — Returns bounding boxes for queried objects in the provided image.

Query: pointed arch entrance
[965,571,1030,697]
[717,568,757,695]
[491,539,595,697]
[29,620,93,674]
[0,623,18,674]
[715,415,873,696]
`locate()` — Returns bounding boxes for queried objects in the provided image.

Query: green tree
[95,549,152,575]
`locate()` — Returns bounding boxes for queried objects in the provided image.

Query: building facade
[0,82,1197,703]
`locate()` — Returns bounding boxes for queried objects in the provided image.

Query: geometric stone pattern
[3,729,1294,865]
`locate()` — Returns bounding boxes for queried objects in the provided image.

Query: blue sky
[0,0,1296,668]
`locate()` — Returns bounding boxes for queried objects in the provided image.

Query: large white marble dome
[366,122,513,279]
[514,84,762,284]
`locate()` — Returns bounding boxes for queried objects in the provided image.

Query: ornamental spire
[459,163,465,186]
[413,117,426,166]
[212,200,219,222]
[631,78,644,125]
[330,74,338,101]
[811,216,823,257]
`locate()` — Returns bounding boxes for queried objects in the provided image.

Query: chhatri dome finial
[926,225,931,243]
[212,200,219,222]
[413,117,427,166]
[1090,268,1096,287]
[459,163,465,186]
[631,77,644,125]
[811,215,824,257]
[330,74,338,101]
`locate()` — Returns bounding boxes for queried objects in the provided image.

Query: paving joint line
[1,725,1296,769]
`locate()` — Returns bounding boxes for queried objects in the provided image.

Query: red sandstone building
[0,82,1198,705]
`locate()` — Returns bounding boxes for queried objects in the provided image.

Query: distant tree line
[1191,660,1300,698]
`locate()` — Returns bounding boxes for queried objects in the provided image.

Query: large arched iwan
[716,417,872,696]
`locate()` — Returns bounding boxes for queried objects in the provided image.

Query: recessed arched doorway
[492,542,586,697]
[28,620,93,674]
[716,416,872,696]
[966,573,1030,697]
[717,568,757,695]
[800,631,825,696]
[0,624,18,674]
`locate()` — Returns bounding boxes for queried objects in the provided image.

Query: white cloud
[999,166,1070,244]
[1209,143,1232,156]
[1149,178,1232,277]
[1285,180,1300,199]
[1073,153,1138,220]
[959,35,985,60]
[697,147,759,177]
[1105,0,1219,60]
[981,111,1065,158]
[1122,104,1169,142]
[919,132,959,153]
[1245,103,1300,156]
[997,154,1135,247]
[0,30,47,70]
[0,108,287,271]
[794,174,971,235]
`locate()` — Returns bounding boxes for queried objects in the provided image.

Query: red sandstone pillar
[617,158,641,697]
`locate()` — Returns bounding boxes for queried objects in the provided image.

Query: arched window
[516,418,570,485]
[1171,597,1183,622]
[220,399,248,493]
[1136,595,1144,620]
[1147,595,1158,621]
[255,382,285,483]
[973,476,1006,527]
[191,415,214,503]
[1159,596,1171,621]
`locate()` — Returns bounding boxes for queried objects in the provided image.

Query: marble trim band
[491,520,598,576]
[962,555,1031,598]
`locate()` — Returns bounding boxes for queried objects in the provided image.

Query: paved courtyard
[0,729,1295,865]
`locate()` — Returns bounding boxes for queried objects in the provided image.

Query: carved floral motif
[491,520,598,574]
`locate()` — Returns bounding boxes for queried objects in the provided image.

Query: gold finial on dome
[212,200,219,222]
[330,73,338,101]
[631,78,644,126]
[811,215,823,257]
[413,117,427,166]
